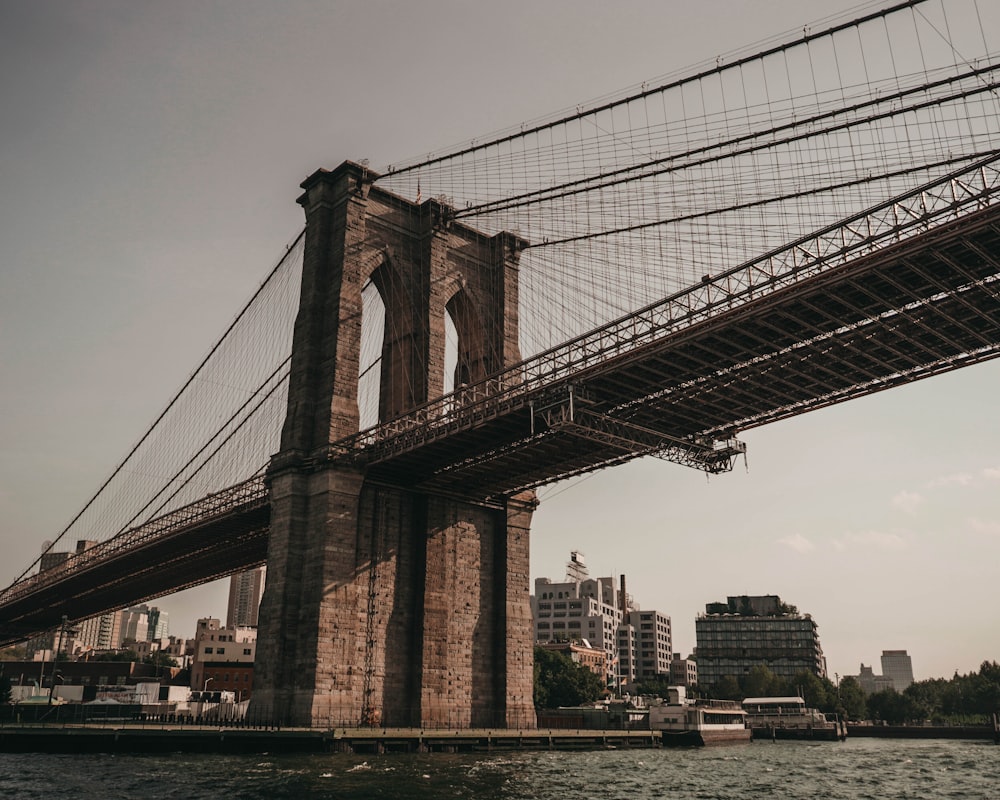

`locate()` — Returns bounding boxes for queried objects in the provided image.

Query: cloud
[925,472,974,489]
[982,467,1000,482]
[777,533,815,553]
[832,530,907,552]
[891,490,924,515]
[968,518,1000,537]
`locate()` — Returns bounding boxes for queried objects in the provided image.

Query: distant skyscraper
[880,650,914,691]
[147,606,169,639]
[227,567,266,627]
[119,605,151,645]
[75,610,124,651]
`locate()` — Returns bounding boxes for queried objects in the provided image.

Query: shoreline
[0,722,995,754]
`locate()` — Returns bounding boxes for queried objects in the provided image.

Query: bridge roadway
[347,156,1000,498]
[2,156,1000,644]
[0,479,269,644]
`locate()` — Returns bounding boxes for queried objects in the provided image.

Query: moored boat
[742,696,847,741]
[648,687,751,746]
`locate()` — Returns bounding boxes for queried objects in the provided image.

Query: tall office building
[532,551,672,685]
[618,608,672,684]
[119,605,151,645]
[227,567,266,628]
[695,594,826,688]
[880,650,914,691]
[532,561,622,674]
[147,606,169,639]
[74,611,124,651]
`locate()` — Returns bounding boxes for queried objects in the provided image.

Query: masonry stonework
[250,162,535,728]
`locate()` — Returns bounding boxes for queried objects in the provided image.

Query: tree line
[687,661,1000,724]
[533,648,1000,725]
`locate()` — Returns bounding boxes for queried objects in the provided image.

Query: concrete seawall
[847,724,997,742]
[0,724,661,754]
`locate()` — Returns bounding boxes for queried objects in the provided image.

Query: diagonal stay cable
[110,357,291,536]
[455,70,1000,220]
[9,229,305,586]
[525,150,1000,249]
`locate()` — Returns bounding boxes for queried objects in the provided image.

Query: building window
[204,647,213,654]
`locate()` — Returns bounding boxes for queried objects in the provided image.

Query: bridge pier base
[250,463,535,729]
[249,161,536,730]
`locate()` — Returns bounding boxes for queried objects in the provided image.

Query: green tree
[633,674,672,698]
[710,675,742,701]
[790,671,838,713]
[533,647,605,709]
[143,652,179,668]
[91,650,139,662]
[837,676,867,720]
[740,665,786,698]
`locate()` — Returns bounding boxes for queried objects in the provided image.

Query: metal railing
[333,153,1000,463]
[0,476,268,607]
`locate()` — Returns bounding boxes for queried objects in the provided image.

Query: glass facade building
[695,595,826,688]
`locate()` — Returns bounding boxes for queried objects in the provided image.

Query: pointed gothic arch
[444,287,493,393]
[359,248,430,431]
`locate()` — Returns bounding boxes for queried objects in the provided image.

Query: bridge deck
[0,481,269,641]
[360,203,1000,499]
[4,161,1000,644]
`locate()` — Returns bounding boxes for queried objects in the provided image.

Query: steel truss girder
[0,475,268,609]
[339,154,1000,466]
[545,406,745,475]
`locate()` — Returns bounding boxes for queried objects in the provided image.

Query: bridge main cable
[376,0,929,180]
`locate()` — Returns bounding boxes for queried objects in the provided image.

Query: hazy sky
[1,0,997,684]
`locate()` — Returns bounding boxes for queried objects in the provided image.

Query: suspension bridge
[2,0,999,726]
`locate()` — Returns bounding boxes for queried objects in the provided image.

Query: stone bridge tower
[250,162,536,729]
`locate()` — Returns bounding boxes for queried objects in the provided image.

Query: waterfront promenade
[0,722,661,754]
[1,719,996,754]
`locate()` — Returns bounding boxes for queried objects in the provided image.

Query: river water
[1,738,997,799]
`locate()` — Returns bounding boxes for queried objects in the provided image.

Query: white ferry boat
[742,696,847,741]
[648,686,751,746]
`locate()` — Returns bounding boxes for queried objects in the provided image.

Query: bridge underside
[0,496,269,644]
[357,204,1000,500]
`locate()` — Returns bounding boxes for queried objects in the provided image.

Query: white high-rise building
[619,609,672,684]
[227,566,266,628]
[880,650,914,691]
[532,551,672,686]
[119,605,151,645]
[72,610,123,652]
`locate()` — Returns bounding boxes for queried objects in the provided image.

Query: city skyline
[1,1,997,684]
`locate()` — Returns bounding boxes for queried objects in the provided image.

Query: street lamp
[204,677,214,692]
